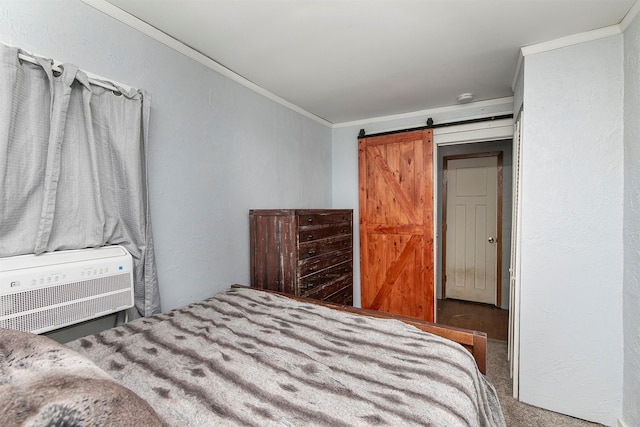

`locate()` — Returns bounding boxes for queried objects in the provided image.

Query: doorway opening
[435,139,512,341]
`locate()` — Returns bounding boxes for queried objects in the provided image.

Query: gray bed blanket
[0,328,163,426]
[64,287,505,426]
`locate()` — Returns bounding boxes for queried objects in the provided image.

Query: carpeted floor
[486,339,603,426]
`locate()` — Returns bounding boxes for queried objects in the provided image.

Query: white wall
[332,99,513,307]
[622,10,640,427]
[519,36,624,425]
[0,0,333,312]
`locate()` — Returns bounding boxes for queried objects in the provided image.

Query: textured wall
[519,36,624,425]
[623,12,640,427]
[0,0,332,312]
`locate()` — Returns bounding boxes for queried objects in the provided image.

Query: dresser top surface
[250,209,353,216]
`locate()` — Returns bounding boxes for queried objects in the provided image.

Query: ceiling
[103,0,636,124]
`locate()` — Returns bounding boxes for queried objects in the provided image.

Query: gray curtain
[0,43,160,316]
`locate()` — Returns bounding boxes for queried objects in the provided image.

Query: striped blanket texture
[67,287,505,426]
[0,328,163,426]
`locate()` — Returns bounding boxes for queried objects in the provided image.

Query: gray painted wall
[0,0,333,316]
[3,2,636,425]
[623,11,640,427]
[519,36,624,425]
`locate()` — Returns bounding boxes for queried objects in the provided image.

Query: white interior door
[445,156,499,305]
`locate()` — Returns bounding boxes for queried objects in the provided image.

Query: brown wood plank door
[358,129,434,321]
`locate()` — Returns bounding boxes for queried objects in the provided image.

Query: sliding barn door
[358,129,434,321]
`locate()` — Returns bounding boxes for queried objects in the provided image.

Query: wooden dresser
[249,209,353,305]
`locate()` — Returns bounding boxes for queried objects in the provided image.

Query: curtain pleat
[0,48,51,254]
[0,43,160,316]
[34,63,76,253]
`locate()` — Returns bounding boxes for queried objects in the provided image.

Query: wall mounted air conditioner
[0,245,134,334]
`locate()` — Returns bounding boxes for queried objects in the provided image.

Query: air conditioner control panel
[0,246,133,295]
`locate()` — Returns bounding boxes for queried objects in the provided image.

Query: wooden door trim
[442,151,503,306]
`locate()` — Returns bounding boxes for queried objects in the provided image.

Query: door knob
[488,237,495,243]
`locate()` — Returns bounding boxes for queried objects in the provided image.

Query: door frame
[431,117,513,319]
[441,151,503,306]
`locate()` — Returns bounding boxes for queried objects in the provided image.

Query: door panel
[445,156,499,305]
[358,130,433,321]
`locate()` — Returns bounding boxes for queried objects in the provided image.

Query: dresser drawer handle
[307,217,313,223]
[307,234,314,240]
[309,266,316,272]
[308,250,316,256]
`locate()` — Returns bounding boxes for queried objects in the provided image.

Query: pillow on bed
[0,327,164,427]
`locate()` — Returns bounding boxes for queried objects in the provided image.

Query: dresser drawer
[297,212,352,227]
[302,271,352,300]
[298,222,351,243]
[299,250,352,277]
[323,286,353,306]
[299,261,352,293]
[298,235,351,260]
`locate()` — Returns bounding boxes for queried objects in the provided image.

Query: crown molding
[81,1,512,130]
[520,25,621,58]
[620,0,640,31]
[512,3,640,92]
[81,0,333,127]
[85,0,639,130]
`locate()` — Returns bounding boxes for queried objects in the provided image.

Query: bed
[0,286,505,426]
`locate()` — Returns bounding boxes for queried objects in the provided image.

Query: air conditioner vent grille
[0,292,132,333]
[0,273,131,317]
